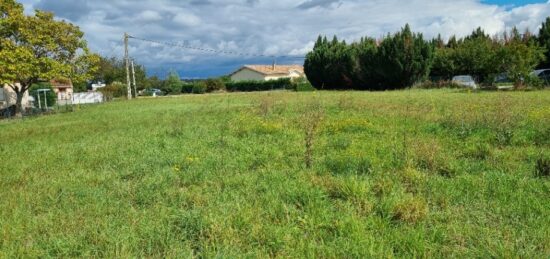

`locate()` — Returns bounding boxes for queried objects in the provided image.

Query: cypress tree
[304,35,354,89]
[538,17,550,68]
[374,24,433,89]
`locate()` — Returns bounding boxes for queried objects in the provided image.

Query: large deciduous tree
[0,0,99,117]
[497,31,545,86]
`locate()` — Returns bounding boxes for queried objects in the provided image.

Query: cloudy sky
[18,0,550,78]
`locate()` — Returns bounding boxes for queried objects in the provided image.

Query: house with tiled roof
[50,79,73,103]
[229,65,305,82]
[1,84,31,112]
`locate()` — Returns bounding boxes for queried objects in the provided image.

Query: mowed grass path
[1,90,549,257]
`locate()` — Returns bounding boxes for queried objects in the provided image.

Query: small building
[229,65,305,82]
[50,79,74,102]
[1,84,31,110]
[91,82,106,92]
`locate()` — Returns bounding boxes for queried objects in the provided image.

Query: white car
[452,75,478,89]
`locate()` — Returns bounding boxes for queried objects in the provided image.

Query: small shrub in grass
[253,120,283,135]
[292,77,316,92]
[300,100,324,169]
[203,78,226,92]
[295,81,316,92]
[326,178,373,216]
[182,83,194,93]
[524,74,545,89]
[437,163,458,178]
[327,135,352,150]
[535,156,550,178]
[327,178,369,200]
[324,154,372,175]
[99,81,127,100]
[491,95,517,146]
[392,196,428,224]
[325,156,351,174]
[192,82,207,94]
[463,142,492,160]
[323,118,370,135]
[171,210,208,242]
[356,157,372,175]
[257,95,275,117]
[413,140,457,177]
[400,167,426,192]
[373,177,395,197]
[528,127,550,146]
[337,95,356,110]
[495,126,515,147]
[412,140,441,171]
[173,156,200,173]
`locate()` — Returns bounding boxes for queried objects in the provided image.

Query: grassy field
[1,89,549,257]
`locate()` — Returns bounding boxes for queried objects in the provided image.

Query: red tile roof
[237,65,304,76]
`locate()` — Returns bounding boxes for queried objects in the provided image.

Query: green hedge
[226,78,294,92]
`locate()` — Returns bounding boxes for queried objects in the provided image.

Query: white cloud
[172,13,201,27]
[18,0,550,77]
[137,10,162,22]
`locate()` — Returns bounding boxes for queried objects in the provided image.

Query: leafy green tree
[99,81,126,101]
[538,17,550,68]
[163,70,183,94]
[203,78,225,92]
[72,81,88,92]
[93,57,147,91]
[452,36,497,82]
[431,47,457,80]
[496,34,545,87]
[144,76,163,90]
[0,0,99,117]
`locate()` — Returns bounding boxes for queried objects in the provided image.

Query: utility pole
[124,33,132,100]
[131,59,137,98]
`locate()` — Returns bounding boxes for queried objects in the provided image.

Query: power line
[127,35,306,60]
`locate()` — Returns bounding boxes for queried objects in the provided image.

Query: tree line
[305,18,550,90]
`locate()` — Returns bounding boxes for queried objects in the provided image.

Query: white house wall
[231,67,306,82]
[231,68,267,82]
[1,85,30,109]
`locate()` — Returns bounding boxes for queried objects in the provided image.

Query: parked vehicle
[452,75,478,89]
[492,73,514,90]
[142,88,164,97]
[533,69,550,86]
[0,105,16,118]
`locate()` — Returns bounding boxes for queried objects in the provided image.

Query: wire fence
[0,92,105,120]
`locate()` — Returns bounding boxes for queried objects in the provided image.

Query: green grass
[1,89,549,257]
